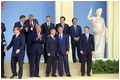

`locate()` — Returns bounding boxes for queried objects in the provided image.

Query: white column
[107,1,114,58]
[55,1,73,62]
[55,1,61,24]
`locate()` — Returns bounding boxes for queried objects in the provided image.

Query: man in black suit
[25,14,39,63]
[69,18,82,63]
[29,25,45,77]
[42,15,55,63]
[55,16,69,35]
[1,29,7,78]
[46,29,58,77]
[4,27,25,79]
[80,26,94,76]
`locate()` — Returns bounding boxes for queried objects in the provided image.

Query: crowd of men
[1,14,94,79]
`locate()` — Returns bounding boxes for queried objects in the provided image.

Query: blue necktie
[60,34,62,44]
[74,25,76,32]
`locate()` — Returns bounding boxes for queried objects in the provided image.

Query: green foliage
[92,59,119,74]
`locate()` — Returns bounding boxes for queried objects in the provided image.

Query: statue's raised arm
[87,7,95,22]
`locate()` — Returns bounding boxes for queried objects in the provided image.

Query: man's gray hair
[29,14,34,19]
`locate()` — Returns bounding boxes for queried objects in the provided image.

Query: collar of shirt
[73,25,77,28]
[61,23,64,27]
[50,34,55,39]
[37,31,41,35]
[47,22,50,25]
[30,21,33,25]
[59,33,63,38]
[85,33,89,37]
[16,32,20,38]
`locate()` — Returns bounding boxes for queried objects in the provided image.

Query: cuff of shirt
[17,49,20,52]
[92,51,94,52]
[74,37,76,40]
[39,38,42,41]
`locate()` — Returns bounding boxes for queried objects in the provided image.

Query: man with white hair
[25,14,39,63]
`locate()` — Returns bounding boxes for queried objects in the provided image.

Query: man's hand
[57,53,59,56]
[66,51,69,55]
[25,27,28,32]
[47,35,50,37]
[20,27,23,30]
[4,48,7,52]
[80,51,84,54]
[47,53,50,56]
[16,49,20,54]
[91,51,94,55]
[75,37,79,41]
[3,42,7,46]
[38,35,43,39]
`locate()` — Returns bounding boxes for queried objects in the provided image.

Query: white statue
[87,7,108,58]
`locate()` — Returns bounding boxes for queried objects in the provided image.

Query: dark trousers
[46,56,57,75]
[58,51,70,75]
[11,56,24,78]
[26,42,31,62]
[71,42,81,63]
[29,53,41,77]
[44,43,47,63]
[1,57,4,76]
[81,50,92,74]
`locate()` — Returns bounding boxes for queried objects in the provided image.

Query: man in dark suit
[1,29,7,78]
[55,16,69,35]
[14,15,28,63]
[25,14,39,63]
[70,18,82,63]
[42,15,55,63]
[56,27,71,77]
[4,27,25,79]
[29,25,45,77]
[80,26,94,76]
[46,29,58,77]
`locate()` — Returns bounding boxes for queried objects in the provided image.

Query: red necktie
[31,23,33,28]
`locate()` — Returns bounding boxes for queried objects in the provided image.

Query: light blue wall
[1,1,55,61]
[73,1,107,58]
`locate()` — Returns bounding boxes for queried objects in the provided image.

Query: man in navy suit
[46,29,58,77]
[70,18,82,63]
[4,27,25,79]
[1,29,7,78]
[55,16,69,35]
[14,15,28,63]
[56,27,71,77]
[25,14,39,63]
[42,15,55,63]
[80,26,94,76]
[29,25,45,77]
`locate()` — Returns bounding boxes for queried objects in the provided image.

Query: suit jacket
[80,33,95,55]
[6,33,25,57]
[14,21,27,37]
[25,19,39,42]
[56,33,69,55]
[29,31,45,55]
[69,25,82,44]
[42,22,55,38]
[1,22,6,32]
[46,36,58,57]
[55,23,69,35]
[1,34,6,57]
